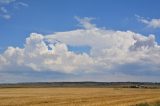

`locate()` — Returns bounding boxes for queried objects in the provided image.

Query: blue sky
[0,0,160,83]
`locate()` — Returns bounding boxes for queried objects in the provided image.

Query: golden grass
[0,88,160,106]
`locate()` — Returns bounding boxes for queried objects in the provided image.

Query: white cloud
[0,33,94,73]
[137,15,160,28]
[0,17,160,77]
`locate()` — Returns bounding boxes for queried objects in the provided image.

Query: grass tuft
[134,101,160,106]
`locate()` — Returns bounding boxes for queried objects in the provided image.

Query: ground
[0,88,160,106]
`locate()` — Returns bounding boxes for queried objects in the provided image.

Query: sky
[0,0,160,83]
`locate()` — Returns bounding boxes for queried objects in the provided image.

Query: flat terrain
[0,88,160,106]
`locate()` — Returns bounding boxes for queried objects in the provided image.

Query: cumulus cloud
[0,17,160,78]
[130,34,156,51]
[0,33,94,73]
[136,15,160,28]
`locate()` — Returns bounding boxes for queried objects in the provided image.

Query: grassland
[0,88,160,106]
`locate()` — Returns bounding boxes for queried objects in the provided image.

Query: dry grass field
[0,88,160,106]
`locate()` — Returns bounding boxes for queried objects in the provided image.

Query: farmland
[0,87,160,106]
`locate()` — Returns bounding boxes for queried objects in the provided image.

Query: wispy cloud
[0,0,28,20]
[0,7,8,13]
[136,15,160,29]
[0,14,11,19]
[74,16,96,29]
[14,2,28,9]
[0,0,15,4]
[0,6,11,19]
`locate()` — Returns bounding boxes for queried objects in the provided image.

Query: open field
[0,88,160,106]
